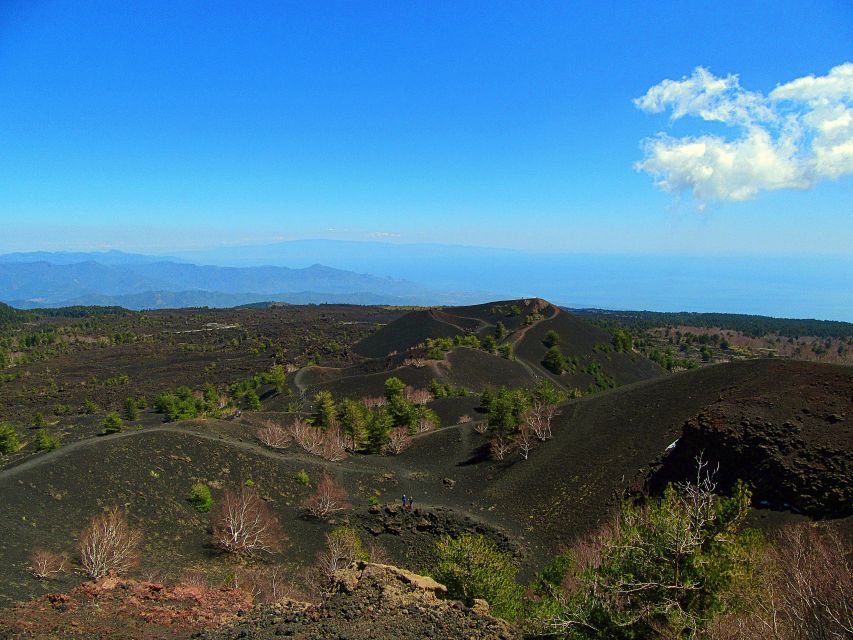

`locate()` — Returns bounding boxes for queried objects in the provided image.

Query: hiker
[407,496,413,511]
[402,494,407,509]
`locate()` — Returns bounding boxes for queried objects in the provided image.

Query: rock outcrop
[198,561,520,640]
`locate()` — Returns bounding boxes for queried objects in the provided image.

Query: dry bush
[769,523,852,639]
[231,565,295,604]
[179,567,212,587]
[212,487,284,555]
[361,395,385,409]
[458,414,472,424]
[302,473,352,520]
[288,417,324,455]
[318,426,348,461]
[402,357,427,368]
[314,532,360,587]
[404,386,432,405]
[384,427,412,455]
[415,413,437,434]
[515,424,537,460]
[710,523,853,640]
[523,402,558,441]
[367,540,389,565]
[28,549,67,580]
[257,421,291,449]
[79,507,142,579]
[473,421,488,434]
[489,435,515,460]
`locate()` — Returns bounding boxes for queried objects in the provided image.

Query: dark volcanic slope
[514,308,664,388]
[1,359,848,608]
[353,309,461,359]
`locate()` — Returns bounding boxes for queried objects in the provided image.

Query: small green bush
[101,411,124,434]
[368,495,380,507]
[83,399,99,414]
[295,469,310,486]
[244,479,255,488]
[34,427,60,452]
[189,483,213,512]
[0,422,20,455]
[432,532,523,621]
[123,397,140,421]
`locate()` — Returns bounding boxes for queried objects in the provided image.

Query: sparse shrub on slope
[27,549,67,580]
[101,411,124,434]
[79,507,142,579]
[212,486,284,555]
[432,532,523,622]
[0,421,20,455]
[302,473,352,520]
[189,483,213,513]
[543,345,567,374]
[34,426,59,451]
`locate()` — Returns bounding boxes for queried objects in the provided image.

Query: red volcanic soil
[0,578,251,640]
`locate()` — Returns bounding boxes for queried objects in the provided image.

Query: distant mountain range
[2,243,852,320]
[0,253,487,310]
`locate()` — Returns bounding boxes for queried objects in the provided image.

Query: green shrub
[368,495,380,506]
[244,479,255,488]
[543,345,567,374]
[123,397,140,421]
[189,483,213,512]
[0,422,20,455]
[543,330,560,348]
[295,469,310,486]
[82,399,99,414]
[34,427,60,452]
[432,532,523,621]
[554,474,757,638]
[101,411,124,434]
[329,527,369,562]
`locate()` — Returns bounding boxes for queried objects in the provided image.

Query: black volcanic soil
[648,360,853,518]
[1,360,851,607]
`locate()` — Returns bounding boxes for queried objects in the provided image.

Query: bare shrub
[489,435,515,460]
[523,402,558,441]
[79,507,142,579]
[415,413,437,434]
[404,386,432,405]
[288,417,324,455]
[179,567,212,587]
[402,357,427,368]
[313,529,364,589]
[257,421,291,449]
[384,427,412,455]
[231,565,294,604]
[212,486,284,555]
[473,421,488,434]
[367,540,390,564]
[458,414,472,424]
[319,426,348,461]
[28,549,67,580]
[302,473,352,520]
[361,395,385,409]
[515,424,537,460]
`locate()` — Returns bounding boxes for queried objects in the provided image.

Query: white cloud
[635,63,853,203]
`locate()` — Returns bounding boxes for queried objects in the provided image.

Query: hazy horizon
[1,2,851,319]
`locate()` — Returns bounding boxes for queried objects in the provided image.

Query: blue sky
[0,1,851,254]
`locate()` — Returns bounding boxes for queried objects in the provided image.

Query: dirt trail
[0,422,381,482]
[505,306,568,391]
